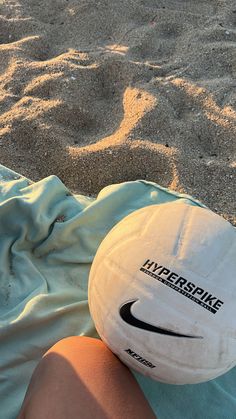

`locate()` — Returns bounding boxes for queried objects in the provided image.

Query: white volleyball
[88,201,236,384]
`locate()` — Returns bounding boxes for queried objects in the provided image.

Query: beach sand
[0,0,235,224]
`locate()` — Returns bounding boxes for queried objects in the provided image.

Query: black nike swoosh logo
[119,300,203,339]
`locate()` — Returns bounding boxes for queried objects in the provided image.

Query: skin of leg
[18,336,156,419]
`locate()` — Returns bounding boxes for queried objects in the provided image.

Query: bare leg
[18,336,156,419]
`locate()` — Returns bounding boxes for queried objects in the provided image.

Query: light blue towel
[0,164,235,419]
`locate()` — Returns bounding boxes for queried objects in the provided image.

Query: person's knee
[45,335,101,353]
[44,335,109,363]
[18,336,156,419]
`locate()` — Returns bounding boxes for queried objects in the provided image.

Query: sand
[0,0,235,225]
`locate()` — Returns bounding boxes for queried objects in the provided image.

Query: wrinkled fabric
[0,164,235,419]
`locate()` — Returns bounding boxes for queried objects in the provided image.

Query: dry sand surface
[0,0,235,224]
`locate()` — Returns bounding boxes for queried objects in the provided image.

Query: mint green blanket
[0,164,235,419]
